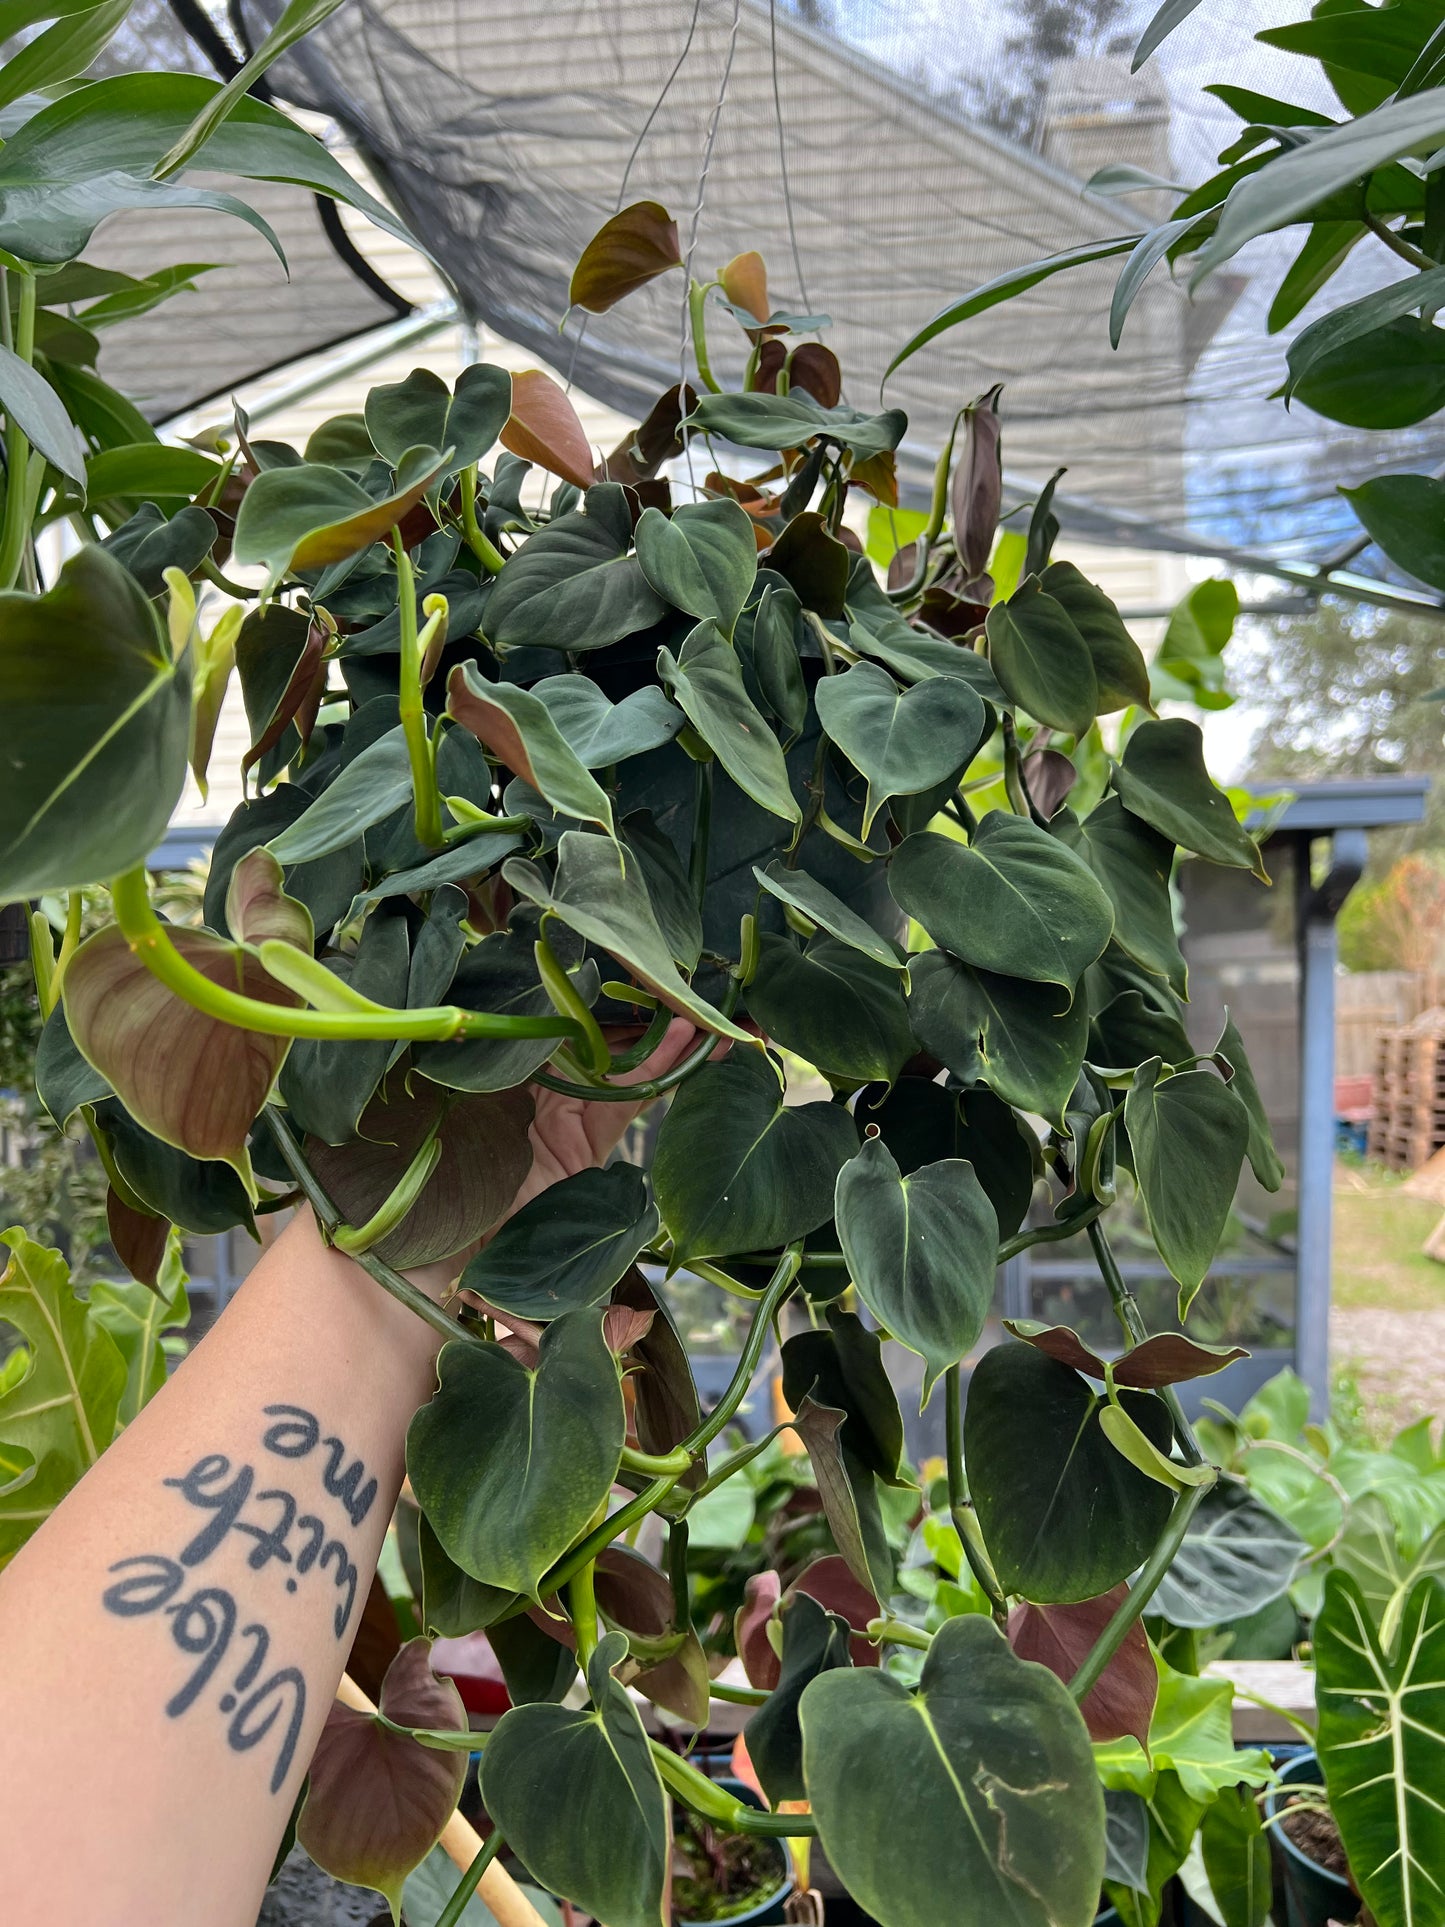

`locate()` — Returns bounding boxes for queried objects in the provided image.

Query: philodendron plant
[3,114,1289,1927]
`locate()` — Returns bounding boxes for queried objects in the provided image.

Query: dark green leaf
[652,1050,858,1261]
[834,1135,996,1398]
[964,1343,1175,1602]
[1214,1012,1286,1191]
[204,789,364,943]
[364,362,511,471]
[0,545,191,896]
[1341,471,1445,592]
[687,390,906,459]
[746,1592,851,1804]
[35,998,110,1125]
[1151,1480,1305,1630]
[1039,562,1151,713]
[234,603,323,776]
[906,950,1088,1127]
[1201,1787,1271,1927]
[0,339,86,482]
[233,447,449,589]
[736,577,807,737]
[781,1306,907,1486]
[407,1311,624,1596]
[1293,317,1445,429]
[481,1634,667,1927]
[459,1165,659,1320]
[447,667,614,832]
[789,1394,894,1600]
[620,811,703,972]
[94,1101,256,1236]
[100,501,216,595]
[1113,719,1266,877]
[634,498,757,634]
[1125,1060,1250,1313]
[84,440,221,502]
[659,619,800,826]
[277,906,409,1145]
[800,1616,1105,1927]
[1070,797,1186,998]
[529,675,682,766]
[815,659,985,836]
[485,487,666,654]
[752,860,905,970]
[1287,265,1445,395]
[416,1511,516,1636]
[413,915,596,1096]
[891,816,1114,993]
[984,576,1098,736]
[745,933,914,1085]
[488,1611,578,1707]
[266,728,413,863]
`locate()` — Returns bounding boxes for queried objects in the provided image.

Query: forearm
[0,1211,445,1927]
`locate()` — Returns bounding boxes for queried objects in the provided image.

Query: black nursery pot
[673,1778,794,1927]
[1265,1752,1359,1927]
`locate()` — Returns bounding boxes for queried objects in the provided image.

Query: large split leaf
[1113,720,1266,879]
[1071,797,1186,998]
[1125,1060,1250,1313]
[906,949,1089,1127]
[745,933,913,1084]
[233,446,449,589]
[800,1615,1105,1927]
[529,675,682,766]
[1315,1571,1445,1927]
[308,1072,534,1270]
[1151,1479,1304,1630]
[459,1165,659,1320]
[408,1310,624,1596]
[964,1342,1175,1602]
[0,545,191,897]
[890,815,1113,993]
[1008,1586,1156,1746]
[653,1050,859,1261]
[0,1229,126,1565]
[504,832,751,1039]
[659,619,800,826]
[89,1242,190,1429]
[1146,1656,1273,1805]
[815,660,985,836]
[746,1591,852,1804]
[447,667,613,832]
[635,498,757,634]
[984,575,1098,735]
[298,1639,467,1913]
[486,484,664,651]
[834,1136,996,1399]
[482,1634,668,1927]
[364,362,511,471]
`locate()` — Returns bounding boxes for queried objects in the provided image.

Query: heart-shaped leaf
[308,1072,534,1269]
[92,1101,255,1238]
[1214,1012,1286,1192]
[688,391,907,460]
[233,446,449,589]
[635,498,757,634]
[752,860,904,970]
[447,666,613,832]
[747,1591,852,1803]
[735,1571,783,1690]
[746,933,913,1085]
[298,1639,467,1913]
[964,1342,1175,1602]
[234,603,326,778]
[815,660,985,836]
[0,545,191,897]
[486,484,666,652]
[266,729,414,864]
[504,832,751,1039]
[408,1310,624,1596]
[569,200,682,313]
[984,576,1098,736]
[906,950,1089,1127]
[737,577,807,738]
[1114,720,1266,878]
[1003,1321,1248,1388]
[1125,1060,1250,1313]
[1009,1587,1157,1746]
[482,1634,668,1927]
[413,913,598,1096]
[498,368,595,489]
[364,362,511,470]
[781,1307,908,1486]
[653,1050,859,1261]
[1151,1480,1305,1630]
[459,1165,659,1320]
[892,815,1113,994]
[800,1616,1104,1927]
[835,1136,997,1399]
[1040,562,1151,713]
[789,1394,894,1600]
[530,675,683,766]
[277,905,410,1145]
[659,619,800,826]
[1068,796,1186,998]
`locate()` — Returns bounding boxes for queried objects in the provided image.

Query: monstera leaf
[0,545,192,897]
[800,1616,1105,1927]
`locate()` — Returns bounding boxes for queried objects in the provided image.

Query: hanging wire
[676,0,744,495]
[768,0,812,316]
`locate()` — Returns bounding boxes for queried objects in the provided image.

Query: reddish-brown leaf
[950,384,1004,589]
[227,846,314,952]
[499,368,595,489]
[604,1303,654,1355]
[569,201,682,314]
[719,250,770,325]
[752,340,788,393]
[734,1570,782,1690]
[1022,748,1078,820]
[298,1639,468,1912]
[1003,1320,1108,1379]
[1008,1588,1156,1746]
[1112,1333,1249,1388]
[788,344,842,409]
[851,449,899,508]
[791,1553,881,1667]
[237,608,326,776]
[105,1184,169,1288]
[599,383,694,486]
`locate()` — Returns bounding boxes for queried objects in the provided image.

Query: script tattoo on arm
[99,1405,379,1797]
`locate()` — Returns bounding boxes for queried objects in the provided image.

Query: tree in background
[975,0,1137,145]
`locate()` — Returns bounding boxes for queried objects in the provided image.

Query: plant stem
[569,1559,599,1668]
[996,1205,1104,1264]
[683,1245,801,1456]
[542,1476,677,1599]
[392,532,446,848]
[689,756,714,910]
[684,1424,787,1502]
[944,1364,1009,1626]
[709,1679,769,1706]
[865,1616,932,1652]
[1364,211,1436,273]
[263,1107,467,1344]
[435,1831,505,1927]
[107,867,582,1046]
[531,979,744,1102]
[620,1443,694,1478]
[0,271,37,590]
[1086,1217,1204,1466]
[652,1742,817,1837]
[687,279,721,393]
[1001,715,1047,827]
[458,465,508,573]
[1068,1478,1211,1704]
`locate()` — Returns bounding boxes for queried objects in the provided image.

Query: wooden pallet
[1368,1014,1445,1169]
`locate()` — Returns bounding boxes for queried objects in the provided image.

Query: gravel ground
[1331,1306,1445,1433]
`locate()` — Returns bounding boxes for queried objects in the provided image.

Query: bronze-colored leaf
[1008,1588,1156,1746]
[764,510,850,618]
[789,344,842,408]
[1021,748,1077,819]
[720,250,770,324]
[600,383,695,486]
[735,1570,782,1690]
[308,1069,534,1269]
[105,1184,169,1288]
[236,605,326,776]
[792,1553,881,1667]
[65,923,300,1182]
[298,1639,468,1914]
[851,449,899,507]
[499,368,595,490]
[1001,1320,1107,1378]
[612,1267,705,1490]
[1002,1319,1247,1389]
[569,200,682,314]
[226,846,314,952]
